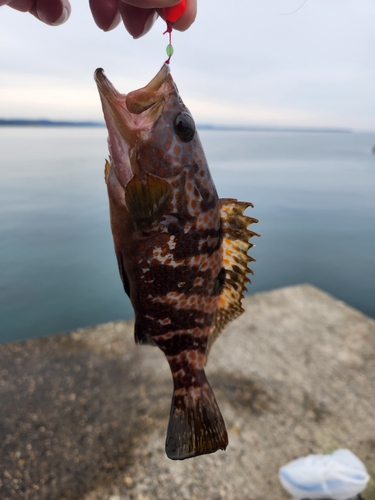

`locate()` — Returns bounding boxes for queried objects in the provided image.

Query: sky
[1,0,375,130]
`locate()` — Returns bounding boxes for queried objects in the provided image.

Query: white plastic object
[279,449,370,500]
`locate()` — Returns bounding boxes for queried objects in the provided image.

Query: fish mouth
[94,64,173,144]
[95,64,174,189]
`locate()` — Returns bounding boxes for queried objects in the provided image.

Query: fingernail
[52,7,70,26]
[106,11,121,32]
[133,11,158,39]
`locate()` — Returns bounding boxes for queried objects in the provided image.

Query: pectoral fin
[125,174,172,232]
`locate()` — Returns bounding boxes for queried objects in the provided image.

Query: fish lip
[94,67,135,144]
[125,64,171,115]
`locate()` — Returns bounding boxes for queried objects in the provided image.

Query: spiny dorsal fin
[207,198,259,355]
[125,174,172,231]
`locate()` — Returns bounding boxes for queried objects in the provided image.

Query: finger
[89,0,121,31]
[33,0,71,25]
[173,0,196,31]
[5,0,35,12]
[161,0,196,31]
[119,2,158,38]
[121,0,179,7]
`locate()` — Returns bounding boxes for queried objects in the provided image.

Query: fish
[94,64,259,460]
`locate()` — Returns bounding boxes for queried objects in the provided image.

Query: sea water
[1,127,374,343]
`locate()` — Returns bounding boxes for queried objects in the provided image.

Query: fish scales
[95,64,259,460]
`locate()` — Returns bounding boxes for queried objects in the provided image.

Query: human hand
[0,0,71,25]
[1,0,196,37]
[90,0,197,38]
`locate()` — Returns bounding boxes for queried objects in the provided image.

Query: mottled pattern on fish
[95,64,259,460]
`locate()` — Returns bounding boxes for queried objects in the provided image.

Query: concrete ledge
[1,284,374,500]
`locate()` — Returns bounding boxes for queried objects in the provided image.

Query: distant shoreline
[0,119,104,128]
[198,124,352,133]
[0,118,352,133]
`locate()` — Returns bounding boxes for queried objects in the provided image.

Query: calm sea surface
[1,127,375,344]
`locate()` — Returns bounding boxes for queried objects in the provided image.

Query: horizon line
[0,118,354,133]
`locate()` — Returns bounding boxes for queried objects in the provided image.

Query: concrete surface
[0,284,374,500]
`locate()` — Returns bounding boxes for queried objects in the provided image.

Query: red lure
[163,0,186,23]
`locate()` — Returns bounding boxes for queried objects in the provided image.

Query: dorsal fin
[207,198,259,355]
[125,173,172,231]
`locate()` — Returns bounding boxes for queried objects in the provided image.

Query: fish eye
[174,112,195,142]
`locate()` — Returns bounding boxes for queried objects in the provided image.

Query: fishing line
[162,0,186,64]
[163,21,174,64]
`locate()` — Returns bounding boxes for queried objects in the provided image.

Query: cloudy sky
[1,0,375,130]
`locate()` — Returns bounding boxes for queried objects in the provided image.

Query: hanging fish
[95,64,259,460]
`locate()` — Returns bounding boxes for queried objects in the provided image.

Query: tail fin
[165,377,228,460]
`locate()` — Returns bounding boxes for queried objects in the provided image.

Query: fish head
[95,64,199,197]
